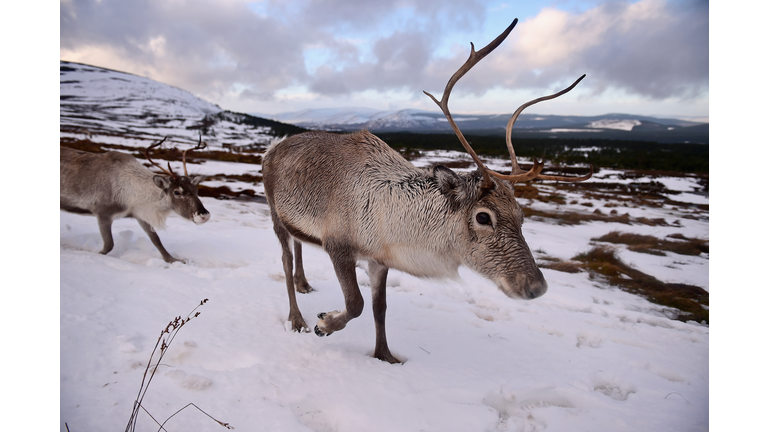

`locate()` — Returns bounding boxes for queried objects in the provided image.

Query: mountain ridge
[257,108,708,144]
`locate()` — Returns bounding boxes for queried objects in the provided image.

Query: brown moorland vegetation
[539,246,708,323]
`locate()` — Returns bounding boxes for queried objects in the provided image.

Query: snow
[60,61,221,122]
[588,119,642,131]
[58,60,710,432]
[540,128,603,133]
[60,174,709,431]
[60,62,275,150]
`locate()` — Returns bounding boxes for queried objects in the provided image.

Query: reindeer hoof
[315,313,334,336]
[314,325,332,337]
[295,281,314,294]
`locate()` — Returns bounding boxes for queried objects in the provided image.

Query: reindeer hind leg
[272,216,309,332]
[293,240,314,293]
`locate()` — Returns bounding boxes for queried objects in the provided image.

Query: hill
[60,61,305,151]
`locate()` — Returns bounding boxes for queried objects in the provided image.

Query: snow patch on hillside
[588,119,642,131]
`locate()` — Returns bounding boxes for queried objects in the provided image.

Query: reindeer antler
[424,19,593,187]
[182,134,207,176]
[144,137,178,179]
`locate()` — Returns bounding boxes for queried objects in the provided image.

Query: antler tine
[182,134,208,176]
[424,18,519,188]
[501,74,591,182]
[144,136,177,179]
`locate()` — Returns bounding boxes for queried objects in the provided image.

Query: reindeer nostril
[527,274,547,299]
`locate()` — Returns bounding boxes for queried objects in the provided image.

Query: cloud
[458,0,709,100]
[300,0,708,101]
[61,0,309,102]
[60,0,708,111]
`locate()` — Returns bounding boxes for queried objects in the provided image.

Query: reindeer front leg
[368,260,400,364]
[315,239,364,336]
[96,213,115,255]
[293,240,314,293]
[273,224,309,332]
[137,219,179,263]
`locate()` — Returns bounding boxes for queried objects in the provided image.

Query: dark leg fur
[315,239,364,336]
[369,260,400,364]
[271,212,309,332]
[293,240,314,293]
[137,219,178,263]
[96,214,115,255]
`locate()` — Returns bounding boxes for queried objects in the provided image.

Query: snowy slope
[60,61,291,150]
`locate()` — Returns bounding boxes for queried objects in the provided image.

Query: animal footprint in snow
[576,331,603,348]
[165,368,213,390]
[590,372,636,401]
[483,386,574,430]
[117,334,143,353]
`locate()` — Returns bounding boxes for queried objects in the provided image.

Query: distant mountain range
[59,60,707,148]
[257,108,708,144]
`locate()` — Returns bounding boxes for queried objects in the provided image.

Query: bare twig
[664,392,690,403]
[124,299,231,432]
[157,403,234,431]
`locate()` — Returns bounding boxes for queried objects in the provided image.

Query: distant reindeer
[60,137,211,263]
[262,19,592,363]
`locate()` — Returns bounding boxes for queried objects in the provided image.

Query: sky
[60,0,709,121]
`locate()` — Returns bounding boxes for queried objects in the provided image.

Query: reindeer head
[145,136,211,225]
[426,18,592,299]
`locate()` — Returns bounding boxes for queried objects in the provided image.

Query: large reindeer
[60,137,211,263]
[262,19,592,363]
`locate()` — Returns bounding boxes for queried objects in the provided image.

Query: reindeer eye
[476,212,491,225]
[173,190,182,196]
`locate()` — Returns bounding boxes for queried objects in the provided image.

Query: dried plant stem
[125,299,231,432]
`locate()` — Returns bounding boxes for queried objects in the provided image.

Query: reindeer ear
[153,175,172,190]
[190,175,205,186]
[434,165,469,208]
[434,165,463,191]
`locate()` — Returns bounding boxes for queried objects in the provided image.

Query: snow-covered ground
[60,167,708,431]
[58,60,709,431]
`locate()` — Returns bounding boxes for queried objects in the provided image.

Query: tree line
[375,132,708,174]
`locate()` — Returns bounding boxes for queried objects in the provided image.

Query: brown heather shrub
[197,184,262,201]
[627,245,666,256]
[572,246,708,323]
[523,207,641,226]
[61,137,263,165]
[540,261,583,273]
[594,231,708,256]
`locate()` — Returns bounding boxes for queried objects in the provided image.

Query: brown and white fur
[60,146,210,263]
[263,130,546,364]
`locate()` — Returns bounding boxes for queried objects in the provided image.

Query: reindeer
[60,137,211,263]
[262,19,592,363]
